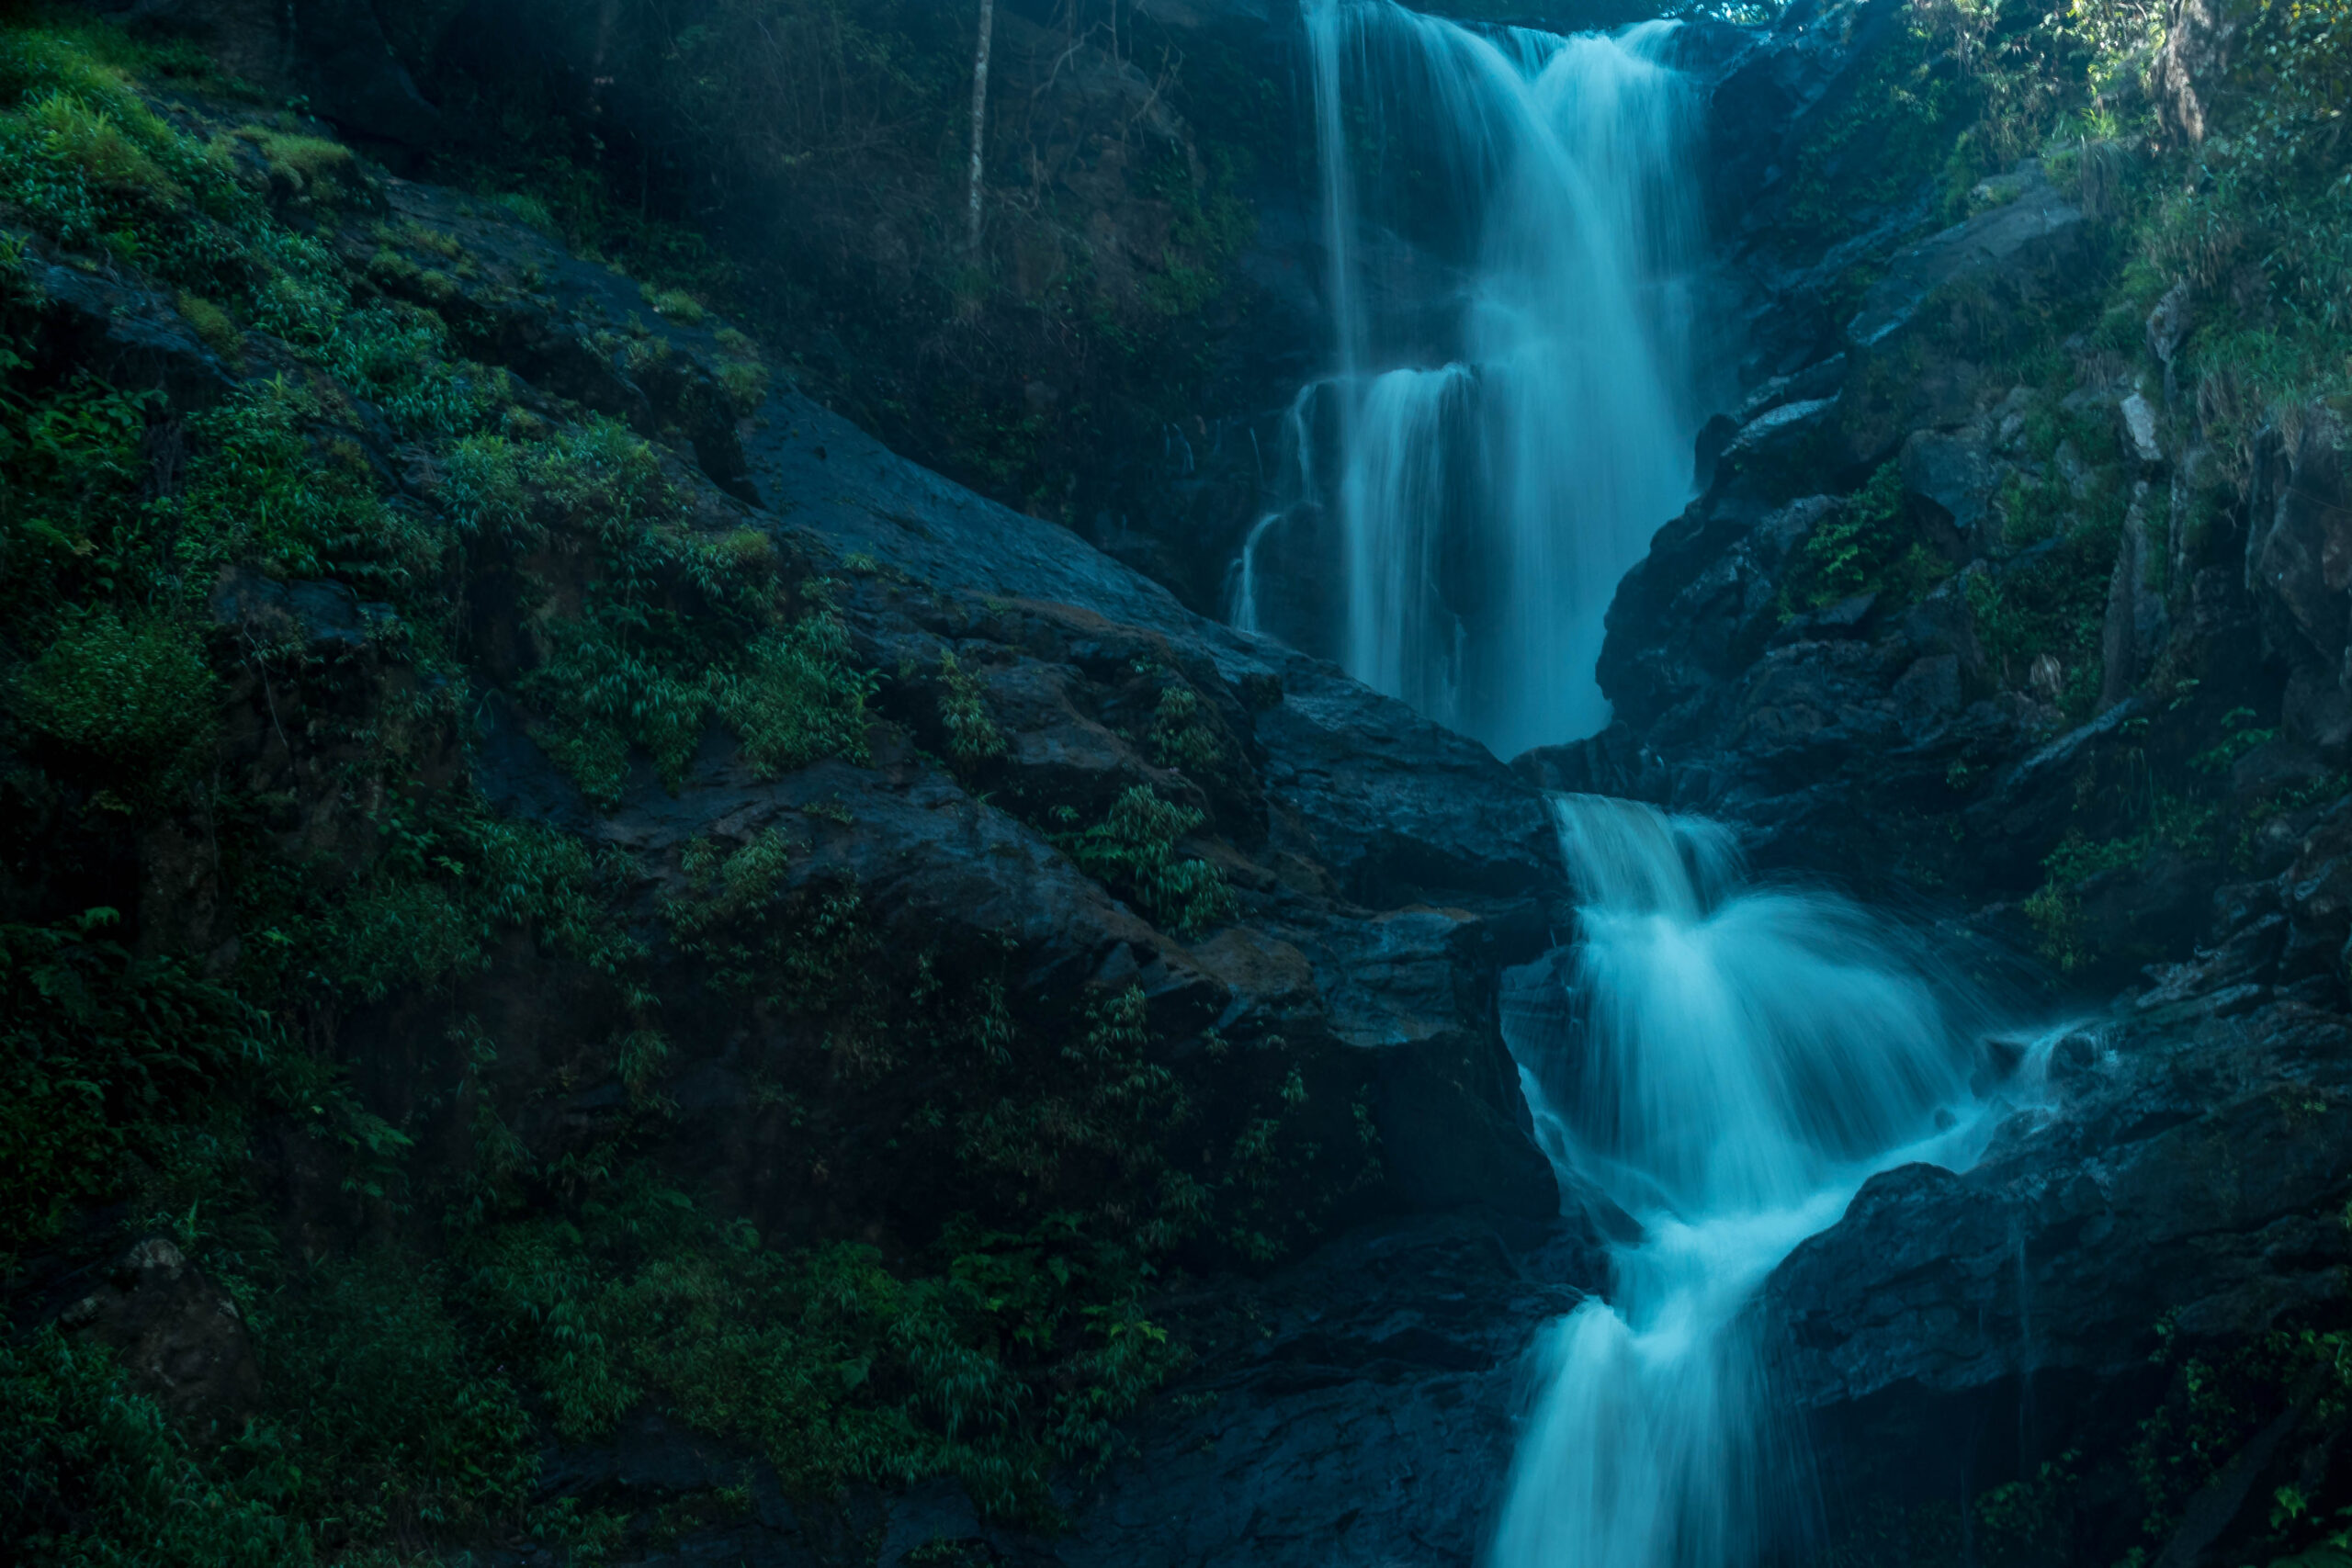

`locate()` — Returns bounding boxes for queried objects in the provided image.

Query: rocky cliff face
[1536,3,2352,1562]
[0,14,1614,1564]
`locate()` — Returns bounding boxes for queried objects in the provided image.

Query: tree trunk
[966,0,995,256]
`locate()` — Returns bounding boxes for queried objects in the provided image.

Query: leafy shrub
[712,325,769,412]
[244,797,645,1004]
[521,615,717,806]
[935,649,1005,771]
[1148,683,1224,773]
[0,25,264,289]
[641,282,706,323]
[456,1160,1181,1522]
[1964,527,2118,719]
[503,422,868,803]
[441,430,530,537]
[16,611,217,784]
[1055,785,1236,936]
[266,1251,537,1536]
[0,1330,310,1568]
[1788,462,1949,613]
[0,369,158,615]
[175,288,242,359]
[233,127,365,205]
[178,378,434,595]
[715,611,876,777]
[0,910,268,1255]
[2022,795,2219,970]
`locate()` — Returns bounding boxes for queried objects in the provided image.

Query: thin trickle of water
[1230,385,1322,636]
[1497,796,2047,1568]
[1253,4,1706,757]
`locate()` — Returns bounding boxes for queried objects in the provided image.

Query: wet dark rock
[51,1236,264,1443]
[1844,164,2086,352]
[21,248,238,407]
[1760,996,2352,1530]
[211,570,396,650]
[741,389,1564,914]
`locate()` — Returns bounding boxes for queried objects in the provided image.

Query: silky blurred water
[1241,4,1703,757]
[1494,796,2026,1568]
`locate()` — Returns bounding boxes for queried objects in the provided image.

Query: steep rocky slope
[0,15,1595,1565]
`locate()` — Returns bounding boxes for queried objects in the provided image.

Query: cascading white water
[1496,796,2031,1568]
[1242,4,1705,758]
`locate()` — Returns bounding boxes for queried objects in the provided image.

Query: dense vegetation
[0,9,1338,1562]
[1744,0,2350,982]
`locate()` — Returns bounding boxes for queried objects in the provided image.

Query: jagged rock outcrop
[1529,4,2352,1560]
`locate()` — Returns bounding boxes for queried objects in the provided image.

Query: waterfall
[1248,3,1705,759]
[1497,796,2040,1568]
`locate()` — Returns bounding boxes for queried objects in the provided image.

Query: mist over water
[1236,2,1706,759]
[1495,796,2041,1568]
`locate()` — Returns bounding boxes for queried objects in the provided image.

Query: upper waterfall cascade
[1497,796,2055,1567]
[1235,2,1707,759]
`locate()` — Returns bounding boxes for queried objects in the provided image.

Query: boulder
[53,1237,264,1444]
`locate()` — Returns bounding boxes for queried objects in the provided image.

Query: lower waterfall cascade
[1495,796,2059,1567]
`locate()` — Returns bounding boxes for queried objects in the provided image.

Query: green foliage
[233,127,365,206]
[453,1163,1180,1522]
[1054,785,1236,937]
[641,282,706,324]
[0,24,257,288]
[178,378,436,597]
[505,421,748,803]
[2152,0,2352,326]
[250,261,496,437]
[936,649,1006,771]
[2024,793,2219,970]
[243,795,645,1005]
[266,1251,537,1537]
[0,910,270,1256]
[1,1330,311,1568]
[1788,462,1950,612]
[1973,1450,2080,1567]
[442,429,529,536]
[663,837,881,1024]
[1779,24,1973,252]
[712,325,768,412]
[1965,497,2122,723]
[714,610,876,779]
[486,421,872,804]
[15,610,217,786]
[175,288,241,359]
[2127,1307,2352,1557]
[0,14,1339,1555]
[521,612,718,805]
[1148,684,1225,774]
[0,367,158,615]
